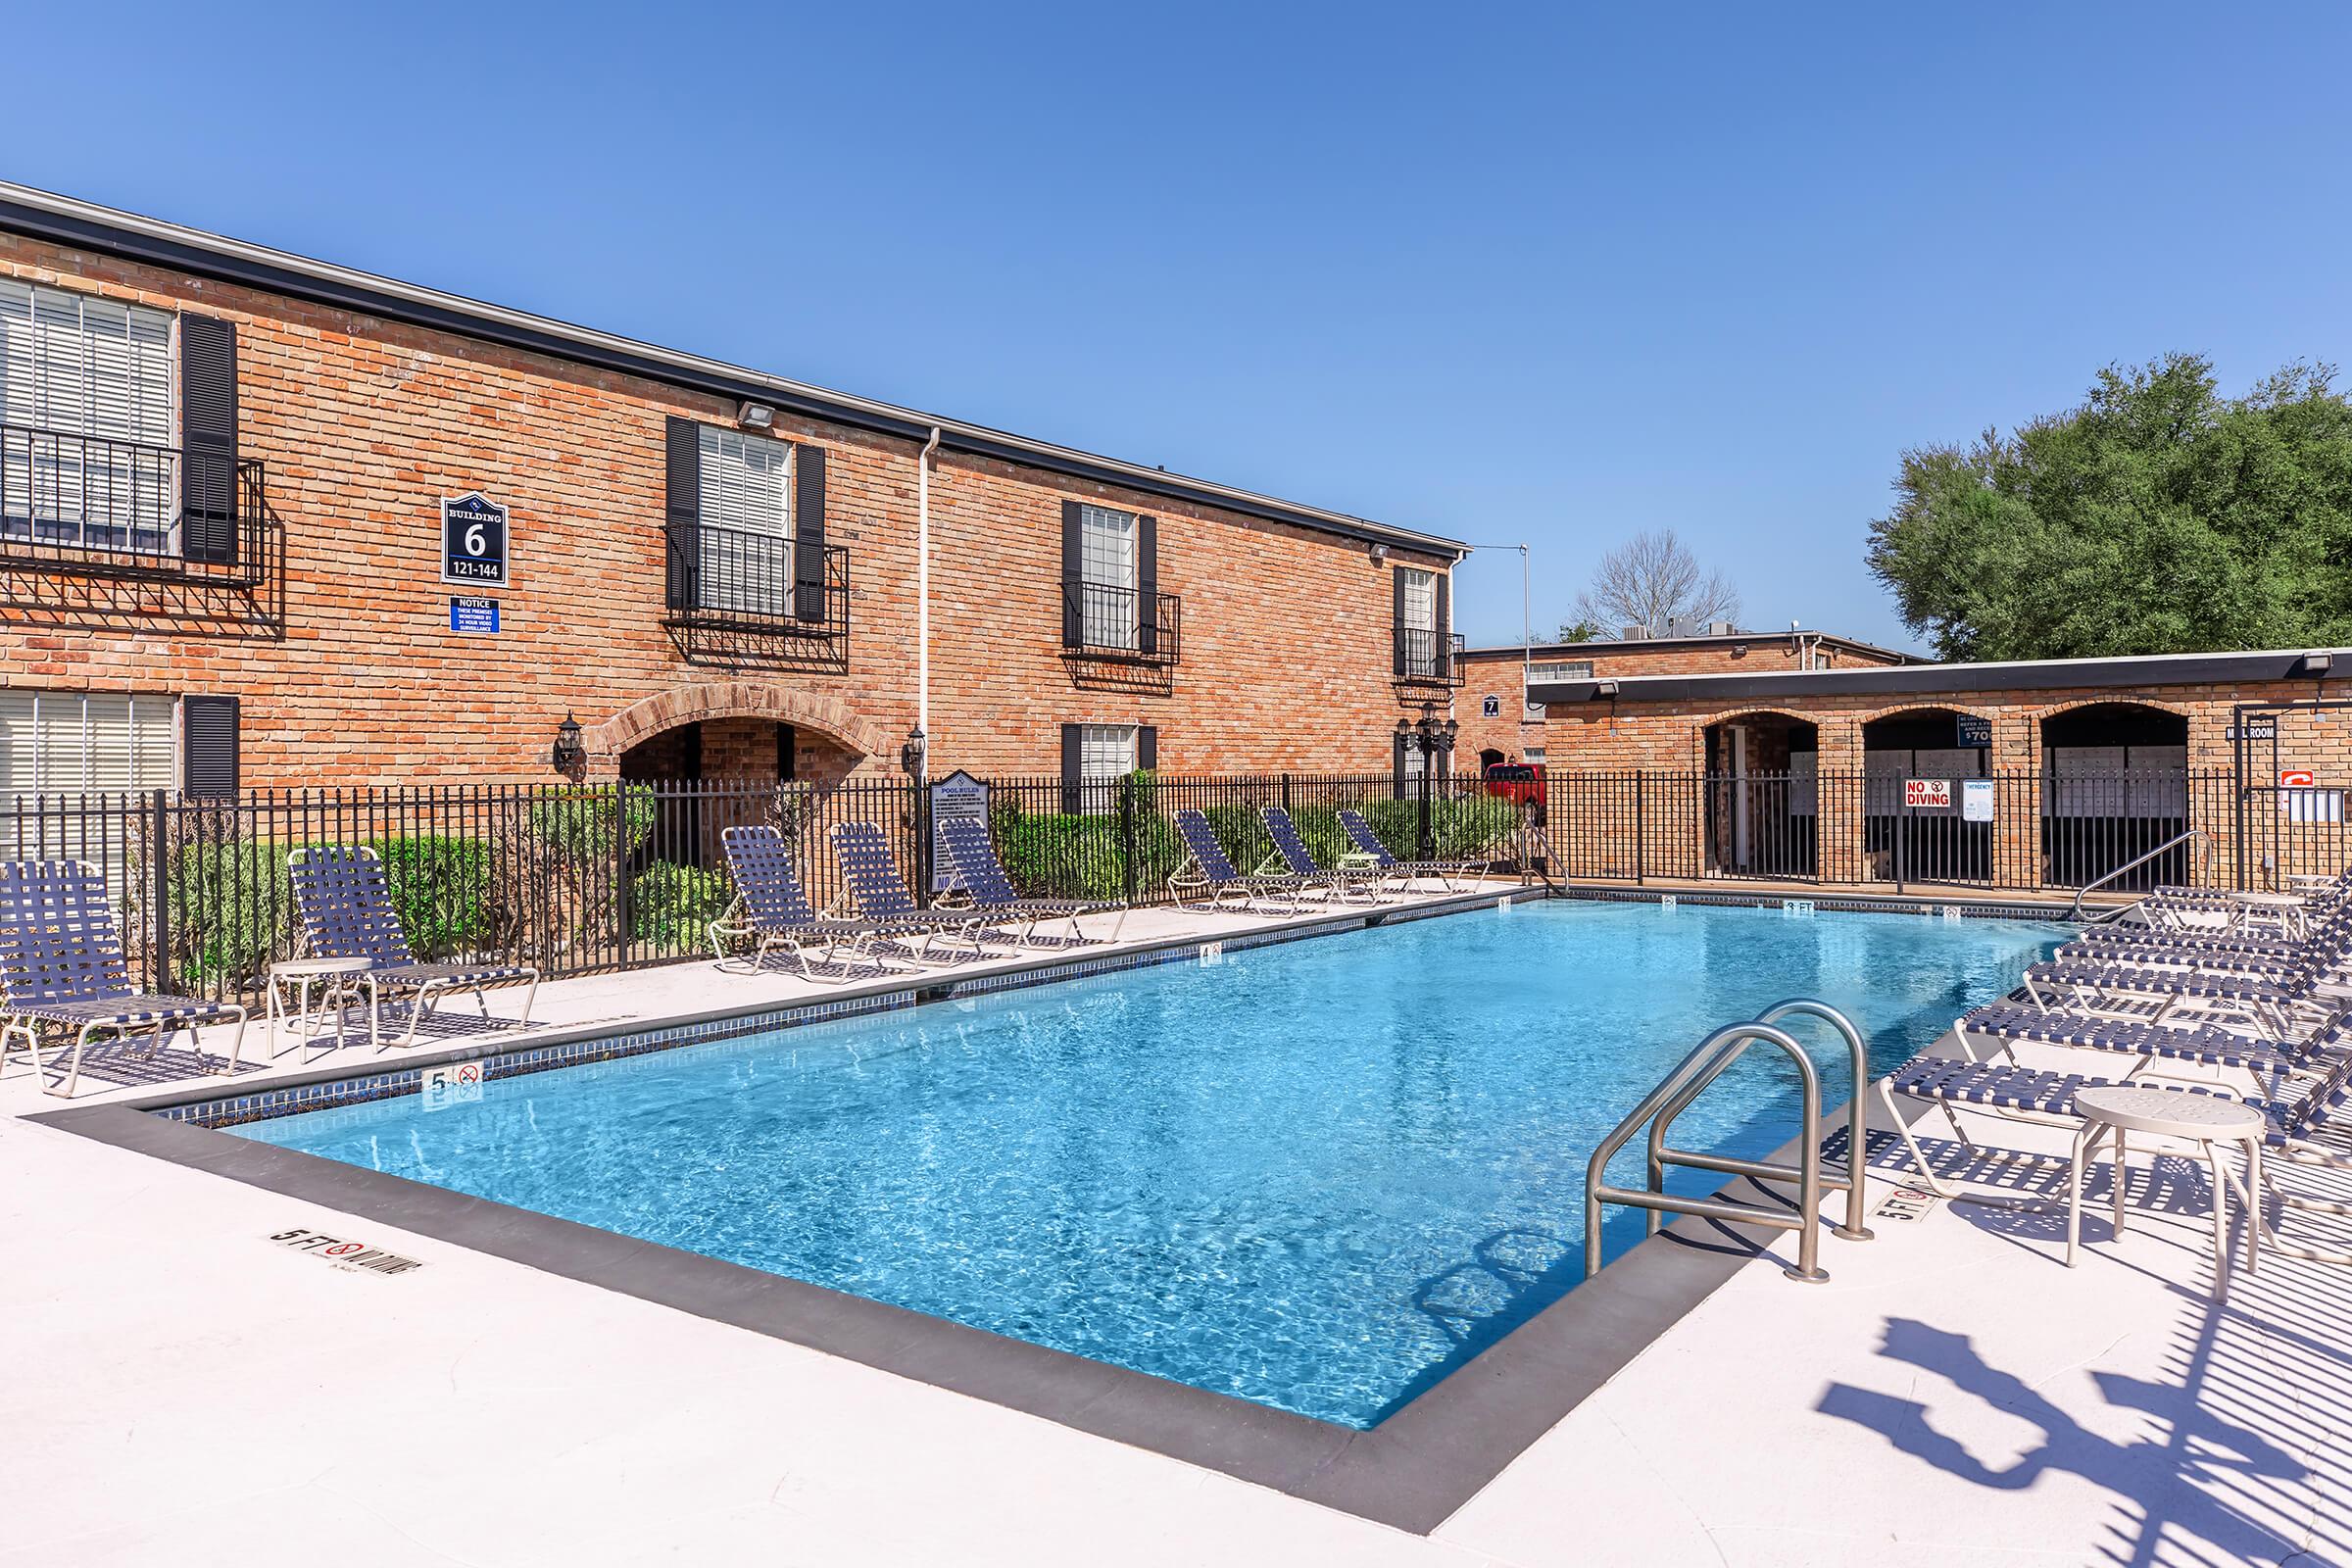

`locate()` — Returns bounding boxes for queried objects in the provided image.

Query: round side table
[2227,890,2307,939]
[267,956,373,1061]
[2068,1085,2264,1298]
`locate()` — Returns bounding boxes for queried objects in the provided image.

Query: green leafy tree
[1866,355,2352,660]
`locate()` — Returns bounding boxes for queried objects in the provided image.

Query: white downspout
[917,426,942,741]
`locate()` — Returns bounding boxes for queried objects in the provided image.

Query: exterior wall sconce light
[551,712,584,772]
[900,725,929,777]
[737,401,777,430]
[1368,541,1391,564]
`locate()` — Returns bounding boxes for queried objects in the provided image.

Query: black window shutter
[1135,514,1158,656]
[179,315,238,564]
[1436,572,1452,678]
[1060,723,1084,812]
[1392,728,1408,799]
[794,444,827,621]
[1060,501,1084,648]
[663,416,701,610]
[182,696,240,799]
[1137,725,1157,771]
[1391,566,1406,676]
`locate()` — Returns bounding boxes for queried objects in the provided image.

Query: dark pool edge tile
[29,1087,1853,1536]
[120,885,1524,1132]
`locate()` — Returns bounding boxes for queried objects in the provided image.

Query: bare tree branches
[1571,529,1741,638]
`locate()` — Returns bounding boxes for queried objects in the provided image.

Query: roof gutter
[0,182,1466,562]
[1529,648,2345,708]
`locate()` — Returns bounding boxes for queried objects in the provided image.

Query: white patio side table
[2067,1085,2264,1298]
[266,956,372,1061]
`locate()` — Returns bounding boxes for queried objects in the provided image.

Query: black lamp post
[550,712,584,774]
[1397,703,1457,858]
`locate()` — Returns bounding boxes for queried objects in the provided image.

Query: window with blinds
[1078,504,1139,650]
[1398,566,1439,676]
[695,425,794,614]
[1079,722,1140,784]
[0,691,176,795]
[0,280,177,553]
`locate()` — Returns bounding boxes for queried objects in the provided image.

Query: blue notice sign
[1955,715,1992,748]
[449,596,500,634]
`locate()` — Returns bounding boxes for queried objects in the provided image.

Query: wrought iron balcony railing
[662,520,849,637]
[1394,627,1466,687]
[1060,581,1181,665]
[1,423,268,586]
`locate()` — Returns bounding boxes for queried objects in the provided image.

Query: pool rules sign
[440,492,511,587]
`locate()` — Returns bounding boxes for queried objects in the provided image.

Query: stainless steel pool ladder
[1584,999,1875,1285]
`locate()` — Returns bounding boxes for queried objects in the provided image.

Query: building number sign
[440,492,511,587]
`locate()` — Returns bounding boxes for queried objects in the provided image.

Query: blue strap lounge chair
[1877,1044,2352,1263]
[2065,918,2342,963]
[1257,807,1389,904]
[710,826,929,976]
[934,814,1125,947]
[1167,808,1311,911]
[288,847,539,1051]
[828,820,1000,961]
[1334,808,1478,894]
[0,859,248,1097]
[2020,956,2341,1040]
[1957,1000,2347,1098]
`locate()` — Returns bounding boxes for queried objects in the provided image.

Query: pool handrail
[1585,998,1880,1285]
[1642,998,1875,1247]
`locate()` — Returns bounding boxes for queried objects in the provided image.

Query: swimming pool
[231,901,2060,1428]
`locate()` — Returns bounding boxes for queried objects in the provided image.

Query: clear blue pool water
[232,902,2060,1427]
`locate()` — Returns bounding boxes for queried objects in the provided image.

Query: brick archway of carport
[583,682,895,777]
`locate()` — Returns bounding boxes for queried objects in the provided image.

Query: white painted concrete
[4,895,2349,1567]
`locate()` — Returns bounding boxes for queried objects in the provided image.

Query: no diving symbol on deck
[421,1061,484,1110]
[1874,1187,1939,1222]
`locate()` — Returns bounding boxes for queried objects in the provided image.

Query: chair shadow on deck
[1812,1119,2352,1566]
[1816,1318,2317,1568]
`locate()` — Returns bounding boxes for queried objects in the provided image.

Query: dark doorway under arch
[1703,713,1820,878]
[1862,708,1992,885]
[2040,704,2191,890]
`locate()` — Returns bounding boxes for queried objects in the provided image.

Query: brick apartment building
[0,183,1468,802]
[1452,625,1908,771]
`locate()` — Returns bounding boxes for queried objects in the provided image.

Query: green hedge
[526,785,657,860]
[631,859,731,951]
[974,783,1516,904]
[168,834,493,987]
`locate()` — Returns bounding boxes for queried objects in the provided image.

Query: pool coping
[28,890,1911,1535]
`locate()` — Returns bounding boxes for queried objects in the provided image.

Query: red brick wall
[1537,678,2352,885]
[0,235,1453,788]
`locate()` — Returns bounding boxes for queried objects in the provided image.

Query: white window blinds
[1078,504,1138,649]
[0,691,176,795]
[0,281,176,552]
[695,425,794,613]
[1078,723,1139,783]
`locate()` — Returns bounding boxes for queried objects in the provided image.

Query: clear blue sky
[17,2,2350,652]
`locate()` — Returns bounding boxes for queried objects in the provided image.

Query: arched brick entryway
[585,681,893,777]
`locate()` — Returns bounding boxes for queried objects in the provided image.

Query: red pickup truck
[1483,762,1546,808]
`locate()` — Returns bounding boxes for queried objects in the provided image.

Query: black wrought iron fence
[1523,766,2238,894]
[0,764,2296,1004]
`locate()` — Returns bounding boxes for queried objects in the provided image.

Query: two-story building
[0,182,1467,802]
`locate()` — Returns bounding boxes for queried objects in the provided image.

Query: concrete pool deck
[3,892,2349,1565]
